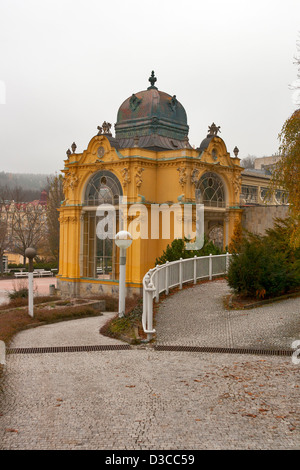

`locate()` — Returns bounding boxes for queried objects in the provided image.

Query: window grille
[195,172,225,208]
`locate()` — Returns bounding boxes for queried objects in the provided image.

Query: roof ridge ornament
[148,70,158,89]
[169,95,178,112]
[102,121,112,135]
[207,122,221,137]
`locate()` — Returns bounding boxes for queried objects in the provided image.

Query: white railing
[142,253,232,340]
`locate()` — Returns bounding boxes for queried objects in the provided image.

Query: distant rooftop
[241,168,271,178]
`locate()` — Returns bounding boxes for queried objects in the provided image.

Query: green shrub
[155,236,223,265]
[227,235,300,299]
[33,261,58,270]
[9,288,28,300]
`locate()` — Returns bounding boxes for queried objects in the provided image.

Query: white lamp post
[115,231,132,318]
[25,247,36,317]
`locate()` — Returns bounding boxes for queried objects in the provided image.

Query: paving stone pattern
[0,280,299,450]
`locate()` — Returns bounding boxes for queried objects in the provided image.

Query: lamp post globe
[25,247,37,260]
[115,230,133,249]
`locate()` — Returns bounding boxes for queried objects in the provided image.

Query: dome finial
[148,70,158,89]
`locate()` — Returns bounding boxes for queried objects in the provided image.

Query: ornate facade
[57,73,286,297]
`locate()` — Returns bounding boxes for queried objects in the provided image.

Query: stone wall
[56,277,142,300]
[241,205,289,236]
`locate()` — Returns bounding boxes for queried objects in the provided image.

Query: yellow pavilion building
[57,72,245,298]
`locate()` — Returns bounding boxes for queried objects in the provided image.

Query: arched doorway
[208,225,224,249]
[82,170,123,279]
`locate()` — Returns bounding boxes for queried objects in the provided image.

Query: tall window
[195,172,225,208]
[82,171,123,279]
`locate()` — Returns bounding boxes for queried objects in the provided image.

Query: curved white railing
[142,253,232,340]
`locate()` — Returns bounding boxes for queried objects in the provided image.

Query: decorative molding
[97,146,105,158]
[121,167,131,187]
[135,167,144,189]
[129,94,142,111]
[59,215,78,224]
[233,174,242,196]
[63,173,80,191]
[191,168,200,185]
[177,166,187,188]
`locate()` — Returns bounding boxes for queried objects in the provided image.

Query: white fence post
[142,273,150,333]
[155,267,160,302]
[0,341,5,365]
[179,258,183,289]
[193,255,197,284]
[209,254,212,280]
[165,261,169,295]
[146,282,156,341]
[226,252,230,272]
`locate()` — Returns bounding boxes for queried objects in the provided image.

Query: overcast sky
[0,0,299,175]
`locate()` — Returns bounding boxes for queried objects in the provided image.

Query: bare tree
[0,192,11,273]
[240,155,256,169]
[290,32,300,107]
[9,202,47,265]
[46,174,64,262]
[0,204,10,274]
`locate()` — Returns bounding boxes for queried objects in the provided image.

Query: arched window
[195,172,225,208]
[84,170,123,206]
[275,190,289,205]
[82,171,123,280]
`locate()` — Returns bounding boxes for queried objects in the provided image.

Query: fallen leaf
[6,428,18,433]
[220,393,230,399]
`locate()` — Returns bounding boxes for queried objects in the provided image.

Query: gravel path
[0,280,299,450]
[156,280,300,350]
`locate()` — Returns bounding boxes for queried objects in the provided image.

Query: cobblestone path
[0,280,299,450]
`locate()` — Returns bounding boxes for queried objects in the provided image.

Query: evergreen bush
[155,236,223,265]
[227,218,300,299]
